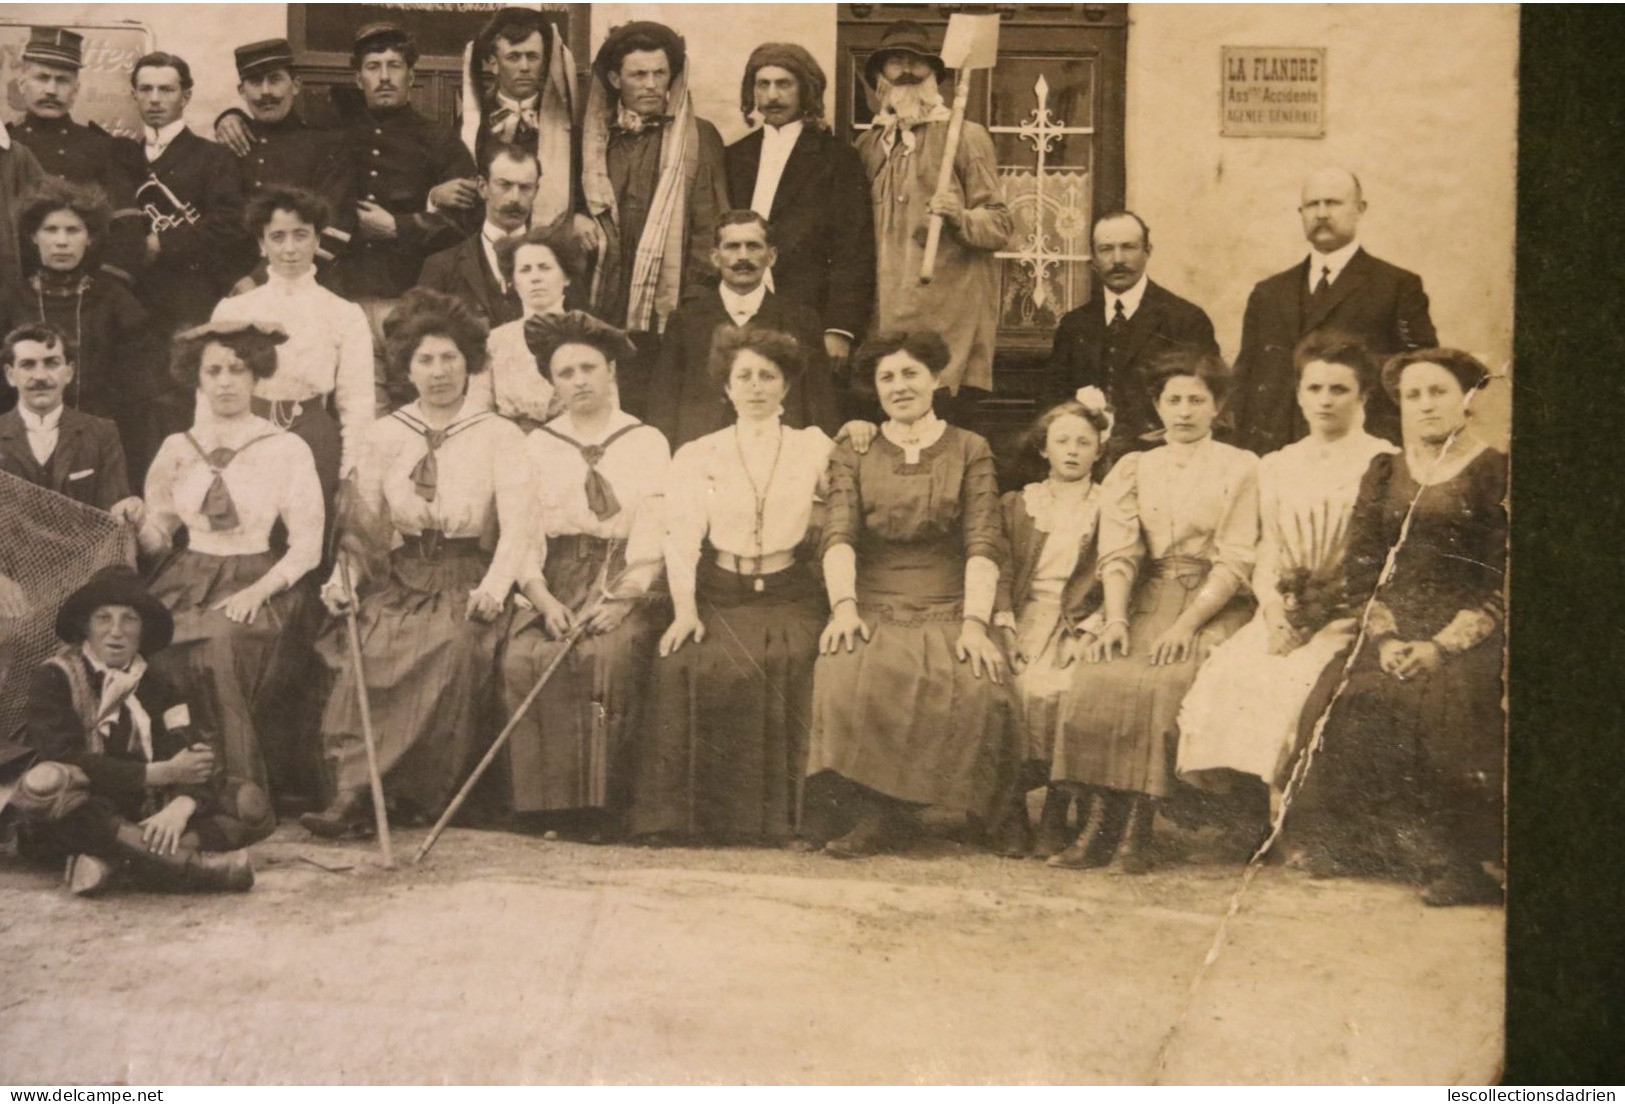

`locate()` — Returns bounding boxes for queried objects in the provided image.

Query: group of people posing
[0,14,1504,910]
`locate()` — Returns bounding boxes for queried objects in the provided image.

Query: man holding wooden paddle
[855,19,1011,409]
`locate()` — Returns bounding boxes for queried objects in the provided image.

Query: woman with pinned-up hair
[804,330,1018,859]
[137,320,324,796]
[630,325,833,846]
[497,311,671,840]
[1047,349,1259,874]
[302,289,530,838]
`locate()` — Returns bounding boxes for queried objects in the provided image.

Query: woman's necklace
[734,422,784,592]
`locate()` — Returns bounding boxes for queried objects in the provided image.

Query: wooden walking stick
[415,542,629,863]
[338,555,394,868]
[919,13,1002,284]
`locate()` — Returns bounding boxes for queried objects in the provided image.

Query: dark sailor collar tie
[391,408,494,503]
[184,431,278,531]
[538,422,643,521]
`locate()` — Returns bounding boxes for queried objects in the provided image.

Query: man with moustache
[339,23,481,300]
[856,21,1011,408]
[1047,210,1218,459]
[725,44,874,387]
[7,27,146,284]
[114,52,250,331]
[0,323,144,519]
[646,209,837,447]
[209,39,356,276]
[415,143,539,327]
[1230,167,1437,453]
[582,21,729,416]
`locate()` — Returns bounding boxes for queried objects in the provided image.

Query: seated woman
[1176,335,1398,825]
[989,389,1111,860]
[1285,349,1506,907]
[303,290,530,836]
[805,332,1017,858]
[11,565,272,896]
[1,179,162,482]
[211,186,376,507]
[1048,350,1258,873]
[138,320,324,796]
[631,326,833,845]
[467,224,586,431]
[499,312,670,838]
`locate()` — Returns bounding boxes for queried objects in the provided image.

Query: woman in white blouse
[499,312,670,838]
[466,224,585,431]
[302,290,529,837]
[1176,336,1398,829]
[1048,350,1259,873]
[210,187,375,506]
[138,320,325,794]
[630,326,833,845]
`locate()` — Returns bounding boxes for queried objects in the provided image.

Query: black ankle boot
[1111,796,1156,875]
[1033,787,1075,859]
[299,789,370,839]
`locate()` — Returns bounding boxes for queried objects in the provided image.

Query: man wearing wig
[856,21,1012,402]
[725,43,875,382]
[582,21,729,416]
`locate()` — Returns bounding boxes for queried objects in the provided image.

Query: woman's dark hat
[174,318,289,348]
[524,311,637,379]
[863,21,945,88]
[56,566,174,655]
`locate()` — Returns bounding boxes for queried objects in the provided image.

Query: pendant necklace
[734,423,784,592]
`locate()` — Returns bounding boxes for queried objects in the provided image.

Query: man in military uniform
[6,27,145,283]
[114,52,250,331]
[339,22,481,301]
[210,39,357,276]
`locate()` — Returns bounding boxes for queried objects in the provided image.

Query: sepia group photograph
[0,0,1607,1089]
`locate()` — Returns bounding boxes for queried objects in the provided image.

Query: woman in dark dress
[2,179,163,481]
[1286,348,1507,907]
[631,326,833,845]
[805,331,1017,858]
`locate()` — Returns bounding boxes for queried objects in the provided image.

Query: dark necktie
[1109,298,1127,334]
[410,429,449,502]
[1313,266,1332,299]
[186,432,272,531]
[541,423,642,521]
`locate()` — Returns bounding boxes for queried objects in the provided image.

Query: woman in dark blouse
[1287,348,1507,907]
[804,331,1017,858]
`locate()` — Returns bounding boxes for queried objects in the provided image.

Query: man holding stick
[856,20,1010,409]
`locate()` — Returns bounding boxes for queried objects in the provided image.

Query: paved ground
[0,823,1504,1085]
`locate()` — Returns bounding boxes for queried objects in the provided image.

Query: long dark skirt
[1050,557,1251,798]
[253,396,342,508]
[631,559,825,841]
[1287,631,1506,877]
[147,547,301,792]
[501,535,658,815]
[807,605,1019,819]
[318,540,509,817]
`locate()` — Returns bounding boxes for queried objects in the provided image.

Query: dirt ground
[0,820,1503,1086]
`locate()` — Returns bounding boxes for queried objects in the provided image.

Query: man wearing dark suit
[415,143,536,327]
[115,52,250,332]
[1230,167,1437,453]
[0,324,142,520]
[647,210,838,448]
[725,43,875,387]
[1047,210,1218,458]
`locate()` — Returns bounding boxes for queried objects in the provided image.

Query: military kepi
[235,38,296,81]
[22,26,84,71]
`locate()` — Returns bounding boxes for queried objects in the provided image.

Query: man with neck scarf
[582,21,729,418]
[726,43,874,398]
[8,565,271,896]
[856,21,1012,403]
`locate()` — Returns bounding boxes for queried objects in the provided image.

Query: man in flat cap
[582,20,729,416]
[7,26,146,284]
[113,51,251,332]
[209,39,357,279]
[856,21,1011,403]
[337,22,481,301]
[726,43,874,403]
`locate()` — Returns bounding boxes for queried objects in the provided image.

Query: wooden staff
[339,556,394,868]
[919,13,1002,284]
[919,77,973,284]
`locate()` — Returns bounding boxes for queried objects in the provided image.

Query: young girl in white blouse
[989,389,1112,860]
[139,320,324,795]
[631,326,833,845]
[302,291,529,837]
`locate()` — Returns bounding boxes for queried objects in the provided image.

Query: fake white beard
[877,76,944,125]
